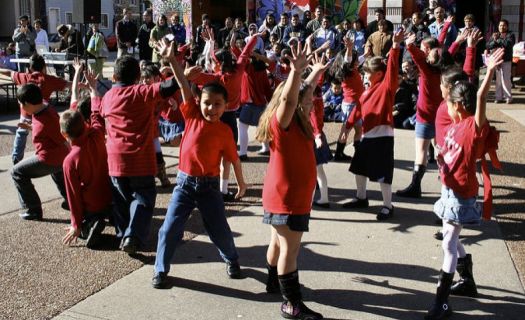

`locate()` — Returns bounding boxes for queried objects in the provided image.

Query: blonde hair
[256,82,314,143]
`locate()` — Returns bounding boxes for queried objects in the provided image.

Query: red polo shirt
[13,71,68,117]
[32,105,69,166]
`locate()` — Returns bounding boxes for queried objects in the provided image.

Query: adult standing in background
[306,6,323,36]
[364,20,392,58]
[149,15,171,63]
[217,17,234,48]
[487,19,515,104]
[56,24,84,80]
[33,19,49,52]
[116,7,138,58]
[12,15,36,71]
[170,13,186,45]
[349,19,367,56]
[366,8,394,36]
[138,9,155,61]
[428,6,457,48]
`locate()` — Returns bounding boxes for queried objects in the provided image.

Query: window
[101,14,109,29]
[65,12,72,24]
[130,0,138,5]
[114,0,121,4]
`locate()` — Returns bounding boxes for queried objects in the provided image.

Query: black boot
[428,145,436,163]
[266,263,279,294]
[451,254,478,297]
[333,142,352,162]
[396,165,426,198]
[278,270,323,320]
[425,270,454,320]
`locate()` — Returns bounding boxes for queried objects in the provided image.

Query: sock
[316,165,328,203]
[379,183,392,208]
[260,142,269,152]
[442,222,462,273]
[238,122,249,156]
[355,174,367,199]
[220,179,229,194]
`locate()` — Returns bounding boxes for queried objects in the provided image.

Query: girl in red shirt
[424,48,504,320]
[256,45,328,320]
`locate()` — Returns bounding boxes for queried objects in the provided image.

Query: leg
[342,174,369,208]
[11,126,28,164]
[442,221,462,274]
[109,176,132,239]
[274,225,302,275]
[266,227,280,293]
[501,61,513,102]
[315,164,329,204]
[238,121,249,156]
[50,168,68,201]
[397,137,429,198]
[450,235,478,297]
[495,67,503,101]
[126,176,157,246]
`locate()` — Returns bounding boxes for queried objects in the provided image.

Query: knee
[441,237,457,254]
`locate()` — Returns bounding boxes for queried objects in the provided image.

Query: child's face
[141,75,160,85]
[19,101,37,115]
[200,91,226,122]
[331,84,342,95]
[365,71,383,86]
[235,39,244,49]
[420,42,431,55]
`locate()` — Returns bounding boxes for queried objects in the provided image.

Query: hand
[343,36,354,49]
[445,15,454,24]
[63,226,80,245]
[235,181,247,199]
[486,47,505,71]
[393,29,405,45]
[73,57,83,72]
[84,68,99,92]
[404,32,416,46]
[310,52,331,73]
[455,28,469,44]
[467,29,483,48]
[156,38,176,60]
[315,135,323,148]
[319,40,331,51]
[17,121,31,130]
[184,65,202,80]
[492,32,500,40]
[286,41,311,72]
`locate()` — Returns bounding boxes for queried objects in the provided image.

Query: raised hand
[73,58,83,72]
[184,65,203,80]
[156,38,176,60]
[467,29,483,47]
[343,35,354,49]
[310,52,331,72]
[445,15,454,24]
[287,41,311,71]
[84,68,99,92]
[456,28,469,44]
[486,47,505,71]
[393,29,405,45]
[404,32,416,46]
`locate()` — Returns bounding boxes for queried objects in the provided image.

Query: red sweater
[263,115,316,214]
[100,82,163,177]
[358,47,399,134]
[178,99,239,177]
[64,96,112,229]
[240,63,272,106]
[13,71,68,117]
[407,45,442,124]
[32,105,69,166]
[192,36,257,111]
[342,68,364,105]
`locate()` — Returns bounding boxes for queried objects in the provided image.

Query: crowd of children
[5,4,511,319]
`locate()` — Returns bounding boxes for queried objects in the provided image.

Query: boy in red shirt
[152,41,247,289]
[100,53,180,254]
[0,54,70,165]
[61,67,112,249]
[11,83,69,220]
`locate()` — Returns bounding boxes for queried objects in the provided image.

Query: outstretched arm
[157,40,191,103]
[476,48,504,129]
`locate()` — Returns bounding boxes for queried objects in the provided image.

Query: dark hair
[77,96,92,123]
[202,13,209,21]
[464,14,475,22]
[142,63,161,79]
[19,15,29,21]
[114,55,141,85]
[422,36,440,49]
[329,50,358,81]
[292,14,300,19]
[323,16,332,22]
[34,19,42,25]
[29,54,45,72]
[374,8,385,15]
[363,56,387,74]
[60,110,86,139]
[280,12,289,18]
[201,81,228,101]
[331,78,341,86]
[378,20,388,27]
[214,48,237,73]
[448,80,477,115]
[441,66,468,86]
[17,83,42,105]
[280,48,291,65]
[499,19,509,26]
[427,47,454,71]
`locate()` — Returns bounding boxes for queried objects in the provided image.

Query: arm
[237,34,259,65]
[406,34,430,74]
[0,68,15,79]
[476,48,504,129]
[385,30,404,90]
[437,17,453,46]
[464,30,483,78]
[62,163,83,245]
[84,68,105,132]
[231,159,247,199]
[70,58,83,105]
[12,27,25,42]
[157,40,192,103]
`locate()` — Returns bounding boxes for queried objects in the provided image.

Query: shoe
[376,205,394,221]
[121,236,138,254]
[280,300,323,320]
[342,197,369,209]
[434,230,444,241]
[152,272,168,289]
[425,270,454,320]
[333,153,352,162]
[226,261,242,279]
[424,301,452,320]
[450,254,478,297]
[84,219,106,249]
[61,201,70,211]
[19,210,42,221]
[396,166,426,198]
[222,191,236,202]
[494,99,502,104]
[239,154,249,162]
[506,98,513,104]
[312,201,330,209]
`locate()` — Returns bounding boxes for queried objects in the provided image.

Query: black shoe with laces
[342,197,369,209]
[280,300,323,320]
[121,236,138,254]
[83,219,106,249]
[222,191,236,202]
[312,201,330,209]
[376,206,394,221]
[61,201,70,211]
[19,210,43,221]
[239,154,249,162]
[152,272,168,289]
[226,261,242,279]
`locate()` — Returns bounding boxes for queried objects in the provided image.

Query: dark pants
[220,110,238,144]
[11,155,67,213]
[110,176,157,245]
[154,171,239,274]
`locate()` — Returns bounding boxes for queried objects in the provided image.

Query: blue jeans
[154,171,239,274]
[110,176,157,246]
[12,126,28,164]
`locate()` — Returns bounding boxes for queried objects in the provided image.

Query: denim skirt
[434,186,481,226]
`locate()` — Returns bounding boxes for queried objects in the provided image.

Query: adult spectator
[458,14,485,77]
[85,23,106,77]
[194,14,212,52]
[428,6,457,47]
[170,13,186,45]
[12,15,36,71]
[366,8,394,36]
[271,13,289,44]
[423,0,439,21]
[283,13,306,45]
[246,24,265,53]
[349,19,367,56]
[33,19,48,52]
[364,19,392,58]
[232,17,248,40]
[115,7,138,58]
[302,10,312,28]
[138,9,155,61]
[407,12,430,46]
[487,19,515,103]
[56,24,84,80]
[313,16,336,49]
[149,15,171,63]
[258,13,276,46]
[306,6,323,36]
[217,17,234,48]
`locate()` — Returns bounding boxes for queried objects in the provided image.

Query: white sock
[442,222,462,273]
[238,122,249,156]
[220,179,229,194]
[355,174,367,199]
[316,165,329,203]
[380,183,392,208]
[260,142,269,152]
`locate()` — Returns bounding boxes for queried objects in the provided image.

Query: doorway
[48,8,60,34]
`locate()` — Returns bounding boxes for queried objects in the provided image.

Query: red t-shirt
[159,91,184,123]
[310,95,324,136]
[439,116,489,198]
[13,71,68,117]
[32,105,69,166]
[178,99,239,177]
[100,83,163,177]
[63,96,111,229]
[240,63,272,106]
[342,69,364,105]
[262,115,316,214]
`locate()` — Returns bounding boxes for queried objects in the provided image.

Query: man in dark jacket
[115,7,138,58]
[138,9,155,61]
[56,24,85,80]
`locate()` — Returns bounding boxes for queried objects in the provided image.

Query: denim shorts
[239,103,265,126]
[434,186,481,226]
[415,120,436,139]
[341,101,363,126]
[262,211,310,232]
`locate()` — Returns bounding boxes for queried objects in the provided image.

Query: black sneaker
[19,210,43,221]
[226,261,242,279]
[61,201,70,211]
[376,206,394,221]
[239,154,249,162]
[312,201,330,209]
[152,272,168,289]
[280,300,323,320]
[424,301,452,320]
[121,236,138,254]
[333,153,352,162]
[222,191,236,202]
[258,150,270,156]
[342,197,369,209]
[84,219,106,249]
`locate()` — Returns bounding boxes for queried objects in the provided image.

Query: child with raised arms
[152,40,247,289]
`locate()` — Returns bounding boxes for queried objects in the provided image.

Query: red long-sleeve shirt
[310,95,324,136]
[32,105,69,166]
[240,62,272,106]
[63,96,112,229]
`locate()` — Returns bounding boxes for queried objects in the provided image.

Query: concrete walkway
[52,129,525,320]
